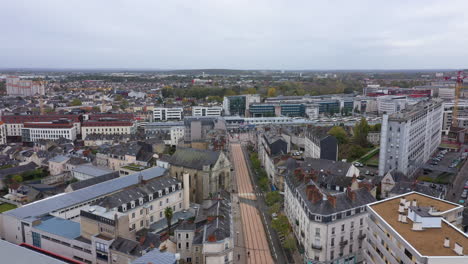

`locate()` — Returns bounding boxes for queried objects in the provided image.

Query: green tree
[268,203,281,215]
[272,215,290,236]
[225,89,237,96]
[328,126,348,144]
[120,99,129,110]
[353,117,370,147]
[164,207,173,234]
[242,87,257,94]
[12,174,23,183]
[265,191,283,206]
[70,99,82,106]
[283,235,297,251]
[115,94,123,101]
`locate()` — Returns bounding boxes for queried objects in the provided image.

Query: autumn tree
[353,117,370,147]
[328,126,348,144]
[267,87,277,97]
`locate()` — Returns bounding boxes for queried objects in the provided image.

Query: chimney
[444,237,450,248]
[401,213,407,223]
[306,185,322,203]
[182,173,190,210]
[398,203,405,213]
[412,199,417,207]
[328,195,337,208]
[400,197,406,205]
[350,175,359,190]
[346,187,356,201]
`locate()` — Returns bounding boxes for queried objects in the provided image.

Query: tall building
[6,76,45,96]
[378,100,443,176]
[0,121,6,144]
[365,192,467,264]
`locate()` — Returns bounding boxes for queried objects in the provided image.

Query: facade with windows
[192,106,223,117]
[284,172,375,264]
[21,121,77,142]
[249,103,306,117]
[222,94,260,116]
[153,107,184,121]
[378,99,443,176]
[81,120,136,139]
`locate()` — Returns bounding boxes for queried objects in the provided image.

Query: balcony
[311,244,322,250]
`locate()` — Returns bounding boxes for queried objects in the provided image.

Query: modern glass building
[249,103,305,117]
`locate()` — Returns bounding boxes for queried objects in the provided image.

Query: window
[178,243,181,249]
[178,233,181,239]
[160,201,163,206]
[131,201,135,208]
[315,228,320,237]
[32,232,41,248]
[140,220,144,227]
[140,209,144,215]
[360,218,363,226]
[341,224,345,231]
[160,212,163,218]
[225,243,229,250]
[350,232,353,240]
[150,216,154,222]
[150,205,153,211]
[349,244,353,254]
[351,221,354,229]
[132,212,135,219]
[166,198,169,204]
[330,251,334,260]
[331,227,335,235]
[186,234,189,239]
[331,237,335,247]
[186,242,189,249]
[96,242,108,253]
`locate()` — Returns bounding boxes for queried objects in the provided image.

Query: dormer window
[149,194,153,201]
[177,183,182,190]
[171,185,175,192]
[122,204,127,212]
[139,198,143,205]
[165,187,169,194]
[158,190,162,197]
[131,201,135,208]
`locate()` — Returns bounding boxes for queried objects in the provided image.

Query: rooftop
[34,216,81,240]
[0,240,66,264]
[369,192,467,256]
[72,165,114,177]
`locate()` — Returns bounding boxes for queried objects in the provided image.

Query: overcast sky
[2,0,468,70]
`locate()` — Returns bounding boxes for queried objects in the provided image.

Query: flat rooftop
[34,216,81,240]
[370,192,467,256]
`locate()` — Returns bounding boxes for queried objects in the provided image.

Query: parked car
[461,190,468,199]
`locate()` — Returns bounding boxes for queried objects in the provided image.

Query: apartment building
[145,122,185,146]
[304,126,338,161]
[378,100,443,176]
[153,107,183,121]
[21,121,78,142]
[284,171,376,264]
[365,192,467,264]
[0,121,6,144]
[81,120,136,139]
[0,167,188,264]
[6,76,45,96]
[192,106,223,117]
[174,191,233,264]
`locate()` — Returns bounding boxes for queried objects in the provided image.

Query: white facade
[378,100,443,176]
[6,76,45,96]
[170,126,185,145]
[0,122,6,144]
[153,107,183,121]
[284,182,369,264]
[81,123,136,139]
[192,106,223,117]
[377,96,409,115]
[438,88,455,100]
[22,125,77,142]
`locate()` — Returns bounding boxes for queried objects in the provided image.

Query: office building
[379,100,443,176]
[249,103,306,117]
[153,107,184,121]
[222,94,260,116]
[365,192,466,264]
[6,76,45,96]
[192,106,223,117]
[21,121,77,142]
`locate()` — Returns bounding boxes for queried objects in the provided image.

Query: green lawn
[0,203,17,213]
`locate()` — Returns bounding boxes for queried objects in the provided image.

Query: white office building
[192,106,223,117]
[21,121,77,142]
[378,100,443,176]
[153,107,184,121]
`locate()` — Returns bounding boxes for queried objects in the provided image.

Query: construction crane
[451,71,466,127]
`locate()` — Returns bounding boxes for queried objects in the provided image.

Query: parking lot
[421,150,465,182]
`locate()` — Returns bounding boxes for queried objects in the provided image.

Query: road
[446,155,468,204]
[231,143,274,264]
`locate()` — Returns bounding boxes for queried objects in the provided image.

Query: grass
[0,203,17,213]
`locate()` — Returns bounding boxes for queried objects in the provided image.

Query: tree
[283,235,297,251]
[328,126,348,144]
[164,207,173,234]
[120,99,129,110]
[12,174,23,183]
[271,215,290,236]
[115,94,123,101]
[242,87,257,94]
[225,89,237,96]
[70,99,82,106]
[267,87,277,97]
[353,117,370,147]
[268,203,281,215]
[265,191,283,206]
